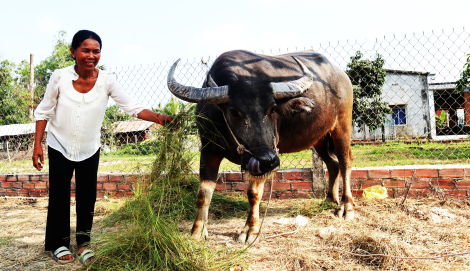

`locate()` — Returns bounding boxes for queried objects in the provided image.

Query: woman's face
[70,38,101,72]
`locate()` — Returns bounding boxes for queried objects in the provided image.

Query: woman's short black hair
[71,30,102,51]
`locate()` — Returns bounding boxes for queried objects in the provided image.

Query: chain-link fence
[1,28,470,173]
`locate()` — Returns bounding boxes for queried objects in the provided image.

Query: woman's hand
[137,109,176,126]
[33,121,47,171]
[32,147,44,171]
[156,114,174,126]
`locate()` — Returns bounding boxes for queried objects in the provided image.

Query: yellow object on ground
[362,185,388,199]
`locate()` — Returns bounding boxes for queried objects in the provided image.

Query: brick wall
[0,173,139,198]
[1,166,470,199]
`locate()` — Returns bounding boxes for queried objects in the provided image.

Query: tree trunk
[29,54,34,121]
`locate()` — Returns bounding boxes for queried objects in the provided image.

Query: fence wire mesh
[1,28,470,173]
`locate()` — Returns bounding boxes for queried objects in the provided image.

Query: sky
[1,0,470,69]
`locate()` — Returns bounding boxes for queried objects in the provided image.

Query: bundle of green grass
[89,112,246,270]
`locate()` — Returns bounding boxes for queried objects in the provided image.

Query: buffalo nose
[257,151,280,172]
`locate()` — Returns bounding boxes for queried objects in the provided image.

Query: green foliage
[346,51,392,131]
[0,60,30,124]
[154,96,196,116]
[0,60,14,89]
[456,53,470,93]
[117,138,161,155]
[154,96,198,134]
[435,111,446,128]
[351,140,470,167]
[288,199,335,217]
[210,193,250,219]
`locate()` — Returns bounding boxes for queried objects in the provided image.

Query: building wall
[352,72,435,140]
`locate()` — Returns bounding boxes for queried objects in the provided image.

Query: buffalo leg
[190,151,223,240]
[331,126,355,220]
[236,177,265,245]
[313,136,340,205]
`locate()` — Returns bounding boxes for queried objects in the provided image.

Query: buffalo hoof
[236,230,261,245]
[189,225,208,241]
[335,203,354,220]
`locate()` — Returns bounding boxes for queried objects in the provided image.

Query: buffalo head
[167,57,314,178]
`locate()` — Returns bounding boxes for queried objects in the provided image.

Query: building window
[456,109,465,127]
[392,107,406,125]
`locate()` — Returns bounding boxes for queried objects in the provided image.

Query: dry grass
[2,195,470,270]
[0,197,124,271]
[186,197,470,271]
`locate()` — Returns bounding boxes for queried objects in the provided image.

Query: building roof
[429,82,456,90]
[0,123,49,138]
[429,82,470,92]
[385,69,430,76]
[112,120,157,133]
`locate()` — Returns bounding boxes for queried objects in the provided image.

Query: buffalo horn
[167,59,230,104]
[270,56,314,99]
[207,74,218,87]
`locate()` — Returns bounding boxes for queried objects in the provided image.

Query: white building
[352,70,436,140]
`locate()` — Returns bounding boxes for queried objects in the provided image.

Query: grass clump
[89,112,245,270]
[288,199,336,217]
[210,192,250,219]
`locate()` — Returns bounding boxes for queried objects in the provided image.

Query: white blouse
[34,65,149,161]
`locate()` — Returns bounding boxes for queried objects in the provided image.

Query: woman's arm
[32,70,61,171]
[32,120,47,171]
[34,70,61,122]
[137,109,173,125]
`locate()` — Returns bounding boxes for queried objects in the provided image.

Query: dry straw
[88,111,246,270]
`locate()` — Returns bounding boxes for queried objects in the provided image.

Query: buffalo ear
[277,97,316,117]
[274,98,291,117]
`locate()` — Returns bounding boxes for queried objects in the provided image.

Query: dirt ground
[2,196,470,270]
[0,197,116,271]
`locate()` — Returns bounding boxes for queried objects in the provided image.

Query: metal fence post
[311,147,327,198]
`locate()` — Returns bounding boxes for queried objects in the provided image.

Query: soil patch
[2,197,470,270]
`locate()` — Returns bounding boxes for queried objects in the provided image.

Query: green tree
[346,51,391,132]
[0,31,75,125]
[456,53,470,93]
[0,60,14,93]
[0,60,30,124]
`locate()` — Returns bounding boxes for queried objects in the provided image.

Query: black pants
[45,146,100,251]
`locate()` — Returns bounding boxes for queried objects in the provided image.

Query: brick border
[1,167,470,199]
[0,173,139,198]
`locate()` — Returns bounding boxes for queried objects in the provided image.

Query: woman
[32,30,172,265]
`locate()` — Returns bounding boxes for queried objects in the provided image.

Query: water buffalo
[167,50,354,244]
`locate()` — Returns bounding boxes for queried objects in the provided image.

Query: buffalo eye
[267,105,278,115]
[229,107,242,118]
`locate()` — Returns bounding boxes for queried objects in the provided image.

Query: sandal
[52,246,75,264]
[77,248,95,265]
